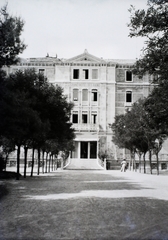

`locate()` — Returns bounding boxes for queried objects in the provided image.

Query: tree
[0,68,75,179]
[0,69,44,179]
[111,98,166,174]
[128,0,168,174]
[0,4,26,68]
[128,1,168,82]
[0,137,15,170]
[145,82,168,135]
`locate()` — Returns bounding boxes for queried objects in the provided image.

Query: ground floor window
[161,163,167,170]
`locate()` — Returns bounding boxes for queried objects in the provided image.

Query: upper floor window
[73,89,78,101]
[39,69,45,74]
[126,70,132,81]
[83,69,89,79]
[73,69,79,79]
[91,114,97,124]
[72,113,78,123]
[91,89,97,101]
[82,114,88,123]
[92,69,98,79]
[82,89,88,101]
[126,91,132,102]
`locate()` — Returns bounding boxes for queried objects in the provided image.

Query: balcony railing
[72,123,98,132]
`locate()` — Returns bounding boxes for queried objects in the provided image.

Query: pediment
[65,49,106,64]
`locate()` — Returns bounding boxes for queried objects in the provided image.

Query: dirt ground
[0,170,168,240]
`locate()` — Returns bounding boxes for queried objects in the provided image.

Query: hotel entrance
[71,141,97,159]
[80,141,97,159]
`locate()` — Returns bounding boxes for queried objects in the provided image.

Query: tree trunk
[149,150,152,175]
[31,148,35,177]
[143,152,146,174]
[139,153,142,173]
[37,148,40,175]
[48,153,51,173]
[45,152,48,173]
[156,152,159,175]
[130,151,135,171]
[55,156,57,170]
[16,145,21,180]
[42,150,45,174]
[24,146,28,178]
[129,152,131,171]
[52,155,53,171]
[133,152,136,171]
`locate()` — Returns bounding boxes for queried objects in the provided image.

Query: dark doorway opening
[81,142,88,158]
[90,141,97,158]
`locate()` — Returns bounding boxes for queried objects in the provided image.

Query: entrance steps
[64,159,104,170]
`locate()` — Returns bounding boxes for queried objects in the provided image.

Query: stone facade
[5,50,168,169]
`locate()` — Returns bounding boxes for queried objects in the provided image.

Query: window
[72,114,78,123]
[126,91,132,102]
[82,89,88,101]
[39,69,45,74]
[83,69,89,79]
[91,89,97,101]
[73,69,79,79]
[73,89,78,101]
[126,70,132,81]
[91,114,97,124]
[82,114,88,123]
[161,163,167,170]
[151,163,157,169]
[92,69,98,79]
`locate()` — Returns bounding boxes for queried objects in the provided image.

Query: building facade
[6,50,168,170]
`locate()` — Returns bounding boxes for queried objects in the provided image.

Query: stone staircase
[64,159,104,170]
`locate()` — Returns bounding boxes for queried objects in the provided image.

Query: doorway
[81,142,88,158]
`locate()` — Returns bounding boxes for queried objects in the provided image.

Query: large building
[6,50,168,170]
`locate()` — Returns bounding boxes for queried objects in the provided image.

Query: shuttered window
[82,89,88,101]
[73,89,78,101]
[82,114,88,123]
[82,69,89,79]
[91,89,97,101]
[92,69,98,79]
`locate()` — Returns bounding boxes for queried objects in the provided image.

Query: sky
[1,0,148,60]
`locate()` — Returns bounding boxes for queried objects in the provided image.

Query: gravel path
[0,170,168,240]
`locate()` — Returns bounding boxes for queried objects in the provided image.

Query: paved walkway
[1,170,168,240]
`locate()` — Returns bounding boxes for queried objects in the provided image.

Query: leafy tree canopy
[0,68,75,153]
[112,98,166,155]
[0,4,26,68]
[128,0,168,82]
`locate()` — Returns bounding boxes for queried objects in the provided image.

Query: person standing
[121,159,127,172]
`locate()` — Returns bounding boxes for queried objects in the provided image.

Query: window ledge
[125,102,132,107]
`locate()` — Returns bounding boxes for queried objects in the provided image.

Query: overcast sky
[1,0,148,60]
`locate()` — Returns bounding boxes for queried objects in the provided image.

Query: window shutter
[82,89,88,101]
[73,89,78,101]
[92,69,98,79]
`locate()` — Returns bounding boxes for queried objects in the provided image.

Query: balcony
[72,123,98,132]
